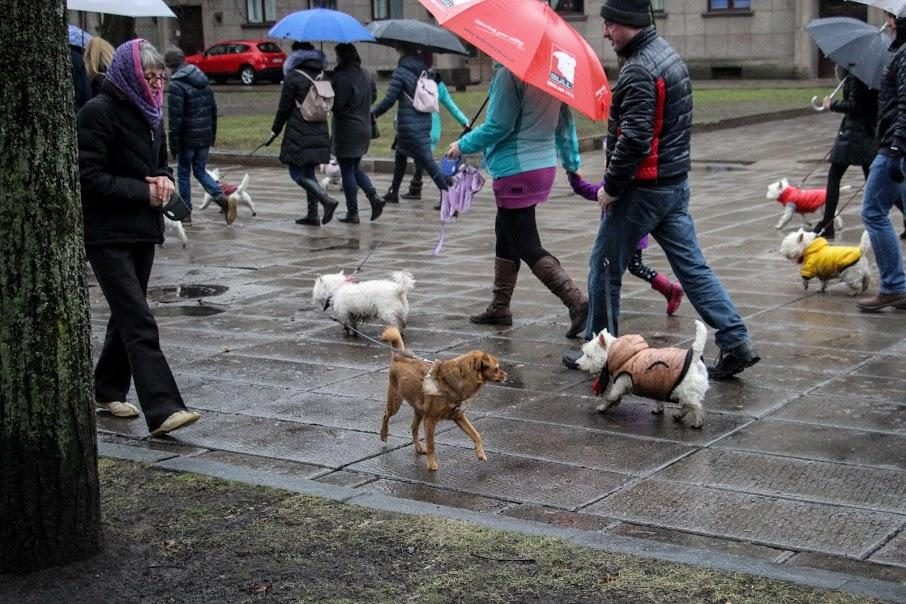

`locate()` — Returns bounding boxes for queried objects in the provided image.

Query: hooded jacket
[799,237,863,281]
[371,54,434,157]
[167,63,217,153]
[605,334,693,402]
[271,51,331,167]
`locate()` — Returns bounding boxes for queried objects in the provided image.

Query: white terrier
[312,270,415,334]
[767,177,844,230]
[162,216,188,247]
[576,320,709,428]
[319,159,342,192]
[200,168,257,216]
[779,228,873,295]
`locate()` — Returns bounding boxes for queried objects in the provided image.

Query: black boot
[470,258,519,325]
[383,188,399,204]
[338,211,360,224]
[367,190,384,221]
[531,255,588,339]
[400,178,422,200]
[320,195,339,225]
[295,200,320,226]
[295,176,338,225]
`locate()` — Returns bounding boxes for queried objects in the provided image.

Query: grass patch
[214,87,828,157]
[0,458,880,603]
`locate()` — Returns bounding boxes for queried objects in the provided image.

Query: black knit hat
[600,0,652,27]
[163,46,185,69]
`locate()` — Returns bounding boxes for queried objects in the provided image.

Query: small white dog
[312,270,415,334]
[200,168,257,216]
[162,216,188,247]
[767,177,845,231]
[319,159,342,192]
[779,228,873,295]
[576,320,709,428]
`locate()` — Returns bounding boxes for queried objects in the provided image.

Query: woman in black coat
[815,69,878,239]
[270,47,339,226]
[78,39,200,437]
[372,43,448,204]
[331,43,383,223]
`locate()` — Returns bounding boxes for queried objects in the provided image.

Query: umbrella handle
[811,76,847,113]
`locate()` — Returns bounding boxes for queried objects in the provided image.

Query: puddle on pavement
[146,284,228,303]
[308,238,361,252]
[154,305,225,317]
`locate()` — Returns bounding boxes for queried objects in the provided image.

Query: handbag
[370,115,380,139]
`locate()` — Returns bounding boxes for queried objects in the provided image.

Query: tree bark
[0,0,102,573]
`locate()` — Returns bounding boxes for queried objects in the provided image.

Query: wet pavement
[94,112,906,593]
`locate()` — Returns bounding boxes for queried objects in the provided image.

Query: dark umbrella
[805,17,892,91]
[365,19,468,55]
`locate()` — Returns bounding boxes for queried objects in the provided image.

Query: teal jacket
[458,65,580,179]
[431,81,469,149]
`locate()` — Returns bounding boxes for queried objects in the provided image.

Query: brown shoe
[856,292,906,312]
[224,197,238,225]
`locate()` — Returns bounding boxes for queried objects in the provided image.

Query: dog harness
[776,186,826,214]
[322,274,356,310]
[799,237,862,280]
[595,334,693,401]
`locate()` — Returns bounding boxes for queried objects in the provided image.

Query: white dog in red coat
[200,168,256,216]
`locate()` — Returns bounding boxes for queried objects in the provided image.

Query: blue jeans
[586,180,750,351]
[177,147,222,210]
[337,157,375,213]
[862,154,906,294]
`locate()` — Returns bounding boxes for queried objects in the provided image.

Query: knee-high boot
[650,273,684,316]
[295,199,321,226]
[297,177,339,224]
[531,255,588,338]
[469,258,519,325]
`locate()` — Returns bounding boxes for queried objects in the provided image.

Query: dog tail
[391,271,416,293]
[237,172,250,193]
[692,320,707,358]
[381,326,405,352]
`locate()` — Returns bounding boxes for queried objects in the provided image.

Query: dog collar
[322,276,357,310]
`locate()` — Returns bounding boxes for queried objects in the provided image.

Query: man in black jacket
[164,46,234,225]
[562,0,759,380]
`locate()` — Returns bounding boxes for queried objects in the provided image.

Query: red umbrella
[419,0,610,121]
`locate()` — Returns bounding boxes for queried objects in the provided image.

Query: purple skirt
[492,167,556,209]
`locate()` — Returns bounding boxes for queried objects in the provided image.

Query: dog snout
[493,368,507,382]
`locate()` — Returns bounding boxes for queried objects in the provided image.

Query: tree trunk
[0,0,102,573]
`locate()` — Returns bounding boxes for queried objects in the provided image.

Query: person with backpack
[372,42,449,205]
[268,43,339,226]
[164,46,233,226]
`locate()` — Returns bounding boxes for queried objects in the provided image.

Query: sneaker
[150,410,201,437]
[96,401,140,418]
[707,342,760,380]
[856,291,906,312]
[562,349,583,370]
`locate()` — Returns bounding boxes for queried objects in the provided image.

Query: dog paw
[476,450,488,461]
[427,461,439,471]
[414,443,425,455]
[595,403,610,414]
[651,407,664,415]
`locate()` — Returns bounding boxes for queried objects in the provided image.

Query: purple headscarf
[105,39,163,129]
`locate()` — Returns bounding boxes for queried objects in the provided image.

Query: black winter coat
[371,54,433,158]
[271,56,330,167]
[77,79,171,247]
[331,64,376,159]
[877,40,906,156]
[71,45,91,113]
[167,63,217,153]
[604,27,692,198]
[828,76,877,167]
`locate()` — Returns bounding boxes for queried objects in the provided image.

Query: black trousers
[86,243,185,431]
[494,205,550,269]
[390,149,447,193]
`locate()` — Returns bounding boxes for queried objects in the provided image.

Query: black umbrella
[365,19,468,55]
[805,17,892,91]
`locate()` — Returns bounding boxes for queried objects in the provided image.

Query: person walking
[447,63,588,338]
[77,39,200,436]
[372,43,449,205]
[856,13,906,311]
[813,67,878,240]
[269,43,339,226]
[164,46,233,226]
[330,43,384,224]
[84,36,114,98]
[561,0,759,379]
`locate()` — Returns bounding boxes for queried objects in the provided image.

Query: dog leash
[594,258,616,395]
[327,317,431,362]
[353,240,384,275]
[814,181,866,238]
[793,148,832,189]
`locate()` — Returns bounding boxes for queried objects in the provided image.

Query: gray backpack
[295,70,334,122]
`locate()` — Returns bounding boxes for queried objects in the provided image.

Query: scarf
[106,39,163,129]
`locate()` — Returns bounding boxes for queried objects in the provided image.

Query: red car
[186,39,286,86]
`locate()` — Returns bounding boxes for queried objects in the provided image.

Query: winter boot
[531,255,588,339]
[319,194,339,225]
[383,188,400,204]
[338,211,360,224]
[367,190,384,221]
[650,273,684,316]
[295,200,321,226]
[469,257,519,325]
[400,178,423,200]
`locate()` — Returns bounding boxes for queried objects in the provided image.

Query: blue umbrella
[68,24,92,48]
[269,9,375,43]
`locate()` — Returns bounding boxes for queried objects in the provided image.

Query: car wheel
[239,66,256,86]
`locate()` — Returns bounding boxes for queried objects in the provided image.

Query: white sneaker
[150,411,201,437]
[96,401,140,418]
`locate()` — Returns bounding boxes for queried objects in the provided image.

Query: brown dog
[380,327,507,471]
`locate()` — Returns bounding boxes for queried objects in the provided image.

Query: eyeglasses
[144,73,167,83]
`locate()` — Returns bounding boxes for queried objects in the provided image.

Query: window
[708,0,751,9]
[205,44,227,56]
[247,0,276,23]
[257,42,282,53]
[553,0,584,14]
[651,0,665,12]
[308,0,337,8]
[372,0,403,20]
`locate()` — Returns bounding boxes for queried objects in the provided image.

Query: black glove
[889,149,905,183]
